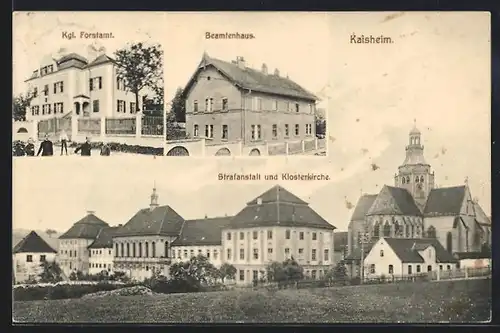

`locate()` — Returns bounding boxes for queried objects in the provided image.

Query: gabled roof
[87,54,115,67]
[334,231,348,252]
[454,252,491,260]
[113,205,185,237]
[350,194,377,221]
[424,186,466,216]
[382,238,457,263]
[171,217,233,247]
[88,226,120,249]
[59,213,109,239]
[58,53,89,64]
[184,53,318,101]
[228,185,335,230]
[13,231,57,254]
[367,186,421,216]
[473,201,491,225]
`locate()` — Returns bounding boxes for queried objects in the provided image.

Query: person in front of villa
[74,137,92,156]
[100,143,111,156]
[37,134,54,156]
[59,129,69,156]
[25,138,35,156]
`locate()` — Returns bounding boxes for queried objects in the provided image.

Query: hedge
[13,282,134,301]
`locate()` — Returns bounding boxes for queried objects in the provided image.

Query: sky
[163,12,331,109]
[12,12,165,97]
[12,12,491,233]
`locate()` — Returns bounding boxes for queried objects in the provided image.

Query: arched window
[132,243,136,257]
[446,232,453,253]
[406,176,410,183]
[165,241,170,258]
[145,242,149,257]
[120,243,124,257]
[427,226,436,238]
[138,243,142,258]
[420,176,424,183]
[394,220,401,237]
[383,221,391,237]
[373,222,381,237]
[409,223,414,238]
[126,243,130,257]
[415,176,420,183]
[115,243,119,257]
[152,242,156,257]
[402,177,406,184]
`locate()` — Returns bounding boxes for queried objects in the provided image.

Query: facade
[88,227,119,275]
[57,212,109,277]
[221,185,336,284]
[363,237,457,279]
[13,231,57,283]
[183,53,318,145]
[25,52,143,121]
[346,124,491,278]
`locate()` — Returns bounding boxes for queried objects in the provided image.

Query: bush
[12,140,26,156]
[13,282,131,301]
[69,141,164,156]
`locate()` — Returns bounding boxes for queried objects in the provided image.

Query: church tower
[394,121,435,212]
[150,184,159,211]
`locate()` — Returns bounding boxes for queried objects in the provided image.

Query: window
[257,125,261,139]
[190,249,194,257]
[324,249,329,261]
[295,124,299,136]
[121,243,124,257]
[133,243,136,257]
[285,101,290,111]
[380,250,384,257]
[117,100,126,113]
[439,265,443,271]
[255,97,262,111]
[311,249,317,261]
[253,248,259,260]
[295,103,300,112]
[253,270,259,281]
[416,265,421,273]
[311,270,317,279]
[192,125,199,137]
[272,124,278,138]
[222,98,228,111]
[165,241,170,258]
[205,98,213,112]
[116,77,125,90]
[309,104,314,114]
[227,249,232,260]
[312,232,317,241]
[240,232,244,240]
[427,226,436,238]
[299,232,304,240]
[138,243,142,257]
[205,124,213,138]
[239,270,245,281]
[305,124,313,135]
[267,248,273,258]
[285,124,289,137]
[183,250,188,258]
[115,244,119,257]
[90,77,102,91]
[214,250,218,260]
[427,265,432,272]
[54,81,64,93]
[227,232,232,241]
[273,100,278,111]
[152,242,156,257]
[240,248,245,260]
[388,265,394,274]
[33,87,38,97]
[54,102,64,113]
[126,243,130,257]
[285,230,291,239]
[198,249,202,255]
[145,242,149,257]
[44,84,49,96]
[298,248,304,258]
[40,255,46,262]
[130,102,136,113]
[408,265,413,275]
[193,100,198,112]
[93,100,100,113]
[285,248,290,258]
[267,230,272,240]
[253,231,258,240]
[222,125,228,140]
[26,255,33,262]
[447,265,451,270]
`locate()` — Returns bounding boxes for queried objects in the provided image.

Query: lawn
[13,278,491,323]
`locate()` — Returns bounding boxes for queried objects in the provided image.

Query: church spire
[150,182,159,210]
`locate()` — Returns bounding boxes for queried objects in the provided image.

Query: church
[346,123,491,278]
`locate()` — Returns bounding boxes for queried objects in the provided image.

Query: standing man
[36,134,54,156]
[59,129,69,156]
[25,138,35,156]
[74,137,92,156]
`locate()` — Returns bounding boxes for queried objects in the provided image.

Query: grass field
[13,278,491,323]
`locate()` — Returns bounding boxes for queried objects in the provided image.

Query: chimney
[87,210,95,215]
[262,63,268,75]
[274,68,280,76]
[236,56,246,69]
[118,224,123,227]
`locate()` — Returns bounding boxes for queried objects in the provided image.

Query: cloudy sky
[12,12,165,96]
[163,12,331,108]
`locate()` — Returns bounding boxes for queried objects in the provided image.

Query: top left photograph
[12,12,166,158]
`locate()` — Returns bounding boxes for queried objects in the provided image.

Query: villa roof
[88,226,120,249]
[13,231,57,254]
[59,213,109,239]
[171,217,233,247]
[383,237,457,263]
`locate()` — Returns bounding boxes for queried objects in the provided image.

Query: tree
[169,254,218,288]
[38,260,63,283]
[266,258,304,283]
[114,42,163,114]
[169,87,186,123]
[218,263,237,283]
[45,229,57,238]
[325,261,348,285]
[12,92,34,121]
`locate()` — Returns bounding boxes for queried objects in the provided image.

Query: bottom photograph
[12,157,491,324]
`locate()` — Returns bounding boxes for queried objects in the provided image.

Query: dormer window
[193,100,198,112]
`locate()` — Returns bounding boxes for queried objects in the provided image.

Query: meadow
[13,278,490,323]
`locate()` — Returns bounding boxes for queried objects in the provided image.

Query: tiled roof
[58,53,89,64]
[59,213,109,239]
[87,54,114,67]
[334,231,348,252]
[88,226,120,249]
[229,185,335,230]
[383,238,457,263]
[13,231,57,254]
[184,53,318,101]
[114,205,185,237]
[171,217,233,247]
[454,252,491,260]
[350,194,377,221]
[473,202,491,225]
[424,186,466,216]
[367,186,421,216]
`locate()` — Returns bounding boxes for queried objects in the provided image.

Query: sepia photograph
[163,12,329,157]
[12,12,165,158]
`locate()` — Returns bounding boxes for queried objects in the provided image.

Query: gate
[142,116,163,136]
[249,148,261,156]
[215,148,231,156]
[166,146,189,156]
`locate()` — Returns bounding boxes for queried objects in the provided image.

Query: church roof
[59,213,109,239]
[183,53,318,101]
[113,205,185,237]
[13,231,57,254]
[367,186,421,216]
[473,201,491,225]
[383,238,457,263]
[171,217,233,247]
[229,185,335,230]
[351,194,377,221]
[423,186,466,217]
[88,226,120,249]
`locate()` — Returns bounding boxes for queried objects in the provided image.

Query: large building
[345,124,492,278]
[13,231,57,283]
[183,53,318,145]
[25,52,143,121]
[88,226,119,275]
